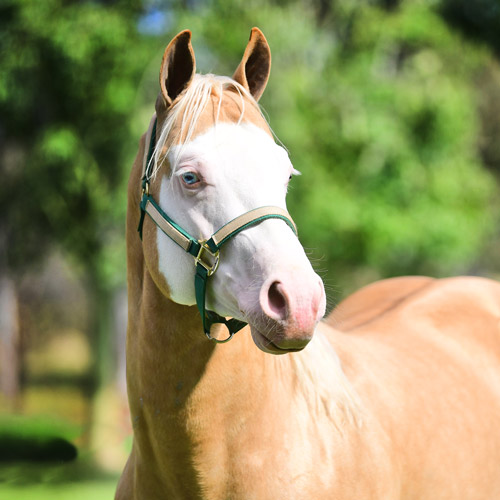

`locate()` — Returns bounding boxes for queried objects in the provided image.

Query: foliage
[0,0,158,389]
[0,413,79,462]
[0,0,150,288]
[440,0,500,55]
[0,414,79,442]
[290,2,497,283]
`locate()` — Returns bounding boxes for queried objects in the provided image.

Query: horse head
[139,28,326,354]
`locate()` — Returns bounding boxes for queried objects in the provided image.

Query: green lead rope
[137,117,297,343]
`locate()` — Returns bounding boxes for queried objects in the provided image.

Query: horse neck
[125,199,294,452]
[125,230,365,500]
[125,133,293,405]
[124,258,311,497]
[124,142,361,495]
[125,255,293,412]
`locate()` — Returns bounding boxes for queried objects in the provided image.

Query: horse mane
[289,329,364,430]
[149,73,268,179]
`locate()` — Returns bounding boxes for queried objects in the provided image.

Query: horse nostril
[267,281,288,320]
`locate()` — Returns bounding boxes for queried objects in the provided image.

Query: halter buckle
[195,241,220,276]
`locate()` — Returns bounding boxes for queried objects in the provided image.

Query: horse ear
[232,27,271,102]
[159,30,196,107]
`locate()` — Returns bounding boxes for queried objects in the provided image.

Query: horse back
[327,276,436,332]
[329,276,500,356]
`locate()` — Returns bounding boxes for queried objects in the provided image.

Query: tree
[0,0,152,392]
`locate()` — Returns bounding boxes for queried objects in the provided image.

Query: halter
[137,115,298,343]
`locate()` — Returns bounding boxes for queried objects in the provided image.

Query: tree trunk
[0,274,20,409]
[113,286,127,398]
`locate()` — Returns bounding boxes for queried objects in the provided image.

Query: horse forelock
[149,73,272,179]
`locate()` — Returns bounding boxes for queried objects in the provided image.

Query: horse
[116,28,500,499]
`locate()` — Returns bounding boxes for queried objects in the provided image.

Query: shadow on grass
[0,454,120,486]
[0,435,77,462]
[0,414,119,487]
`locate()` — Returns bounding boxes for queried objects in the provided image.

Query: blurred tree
[287,1,498,289]
[436,0,500,178]
[440,0,500,55]
[0,0,152,393]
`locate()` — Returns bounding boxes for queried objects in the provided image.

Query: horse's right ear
[158,30,196,108]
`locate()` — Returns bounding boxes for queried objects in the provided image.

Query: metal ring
[205,329,234,343]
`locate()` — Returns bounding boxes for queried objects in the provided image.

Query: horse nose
[260,275,326,338]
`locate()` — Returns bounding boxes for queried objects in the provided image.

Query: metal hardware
[205,329,234,343]
[194,241,220,276]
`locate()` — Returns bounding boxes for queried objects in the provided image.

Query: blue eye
[181,172,200,186]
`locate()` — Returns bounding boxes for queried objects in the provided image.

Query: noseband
[137,115,297,343]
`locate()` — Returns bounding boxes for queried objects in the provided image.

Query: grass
[0,452,120,500]
[0,414,80,440]
[0,388,129,499]
[0,479,118,500]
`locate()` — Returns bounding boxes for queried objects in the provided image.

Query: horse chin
[250,325,309,355]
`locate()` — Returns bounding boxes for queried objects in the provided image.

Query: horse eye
[181,172,200,186]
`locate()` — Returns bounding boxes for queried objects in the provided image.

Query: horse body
[331,276,500,498]
[117,28,500,499]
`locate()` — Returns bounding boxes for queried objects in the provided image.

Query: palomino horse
[116,28,500,499]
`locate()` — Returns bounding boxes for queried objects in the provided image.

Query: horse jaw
[156,122,326,353]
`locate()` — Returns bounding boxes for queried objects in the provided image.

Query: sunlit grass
[0,459,120,500]
[0,480,118,500]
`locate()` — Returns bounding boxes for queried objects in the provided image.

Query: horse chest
[183,405,397,500]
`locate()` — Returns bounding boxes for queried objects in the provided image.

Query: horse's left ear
[232,27,271,102]
[159,30,196,107]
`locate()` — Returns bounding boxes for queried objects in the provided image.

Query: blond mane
[289,327,364,430]
[148,73,269,179]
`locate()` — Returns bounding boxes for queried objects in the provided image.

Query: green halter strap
[137,116,298,343]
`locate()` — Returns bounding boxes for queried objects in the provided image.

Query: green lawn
[0,479,118,500]
[0,460,120,500]
[0,407,125,499]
